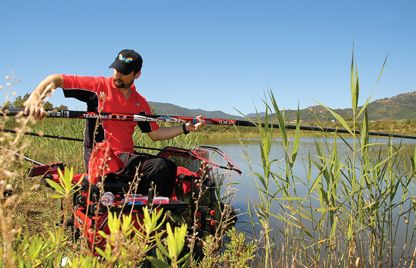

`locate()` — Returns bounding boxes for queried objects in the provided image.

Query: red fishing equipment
[27,145,241,254]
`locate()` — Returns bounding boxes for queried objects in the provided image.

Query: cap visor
[109,62,131,75]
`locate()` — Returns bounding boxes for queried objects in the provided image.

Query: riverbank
[197,119,416,143]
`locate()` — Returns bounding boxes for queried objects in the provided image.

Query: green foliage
[148,223,190,268]
[2,100,11,109]
[6,94,69,110]
[318,101,353,135]
[221,228,257,267]
[350,48,359,115]
[46,167,80,199]
[12,93,30,108]
[95,208,167,266]
[245,50,416,267]
[56,104,69,110]
[43,101,54,110]
[64,255,99,268]
[197,228,257,268]
[12,229,68,267]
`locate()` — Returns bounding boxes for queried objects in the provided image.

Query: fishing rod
[0,145,66,177]
[0,128,162,151]
[3,108,416,140]
[0,146,43,165]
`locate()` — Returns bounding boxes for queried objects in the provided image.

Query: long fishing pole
[0,145,66,177]
[3,108,416,140]
[0,146,43,165]
[0,128,162,151]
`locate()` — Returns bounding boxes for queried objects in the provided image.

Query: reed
[247,52,415,267]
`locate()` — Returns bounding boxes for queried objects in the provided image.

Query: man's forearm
[147,116,205,141]
[147,125,187,141]
[30,74,64,101]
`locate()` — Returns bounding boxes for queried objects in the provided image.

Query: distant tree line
[2,93,68,110]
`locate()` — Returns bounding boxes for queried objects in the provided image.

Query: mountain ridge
[149,91,416,122]
[281,91,416,122]
[148,101,242,119]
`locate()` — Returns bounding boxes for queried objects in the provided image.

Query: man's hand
[24,94,46,119]
[185,115,206,132]
[23,75,62,119]
[147,115,207,141]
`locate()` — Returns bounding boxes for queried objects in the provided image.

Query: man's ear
[134,71,141,79]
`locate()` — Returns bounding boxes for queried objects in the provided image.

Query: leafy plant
[46,167,80,199]
[12,229,68,267]
[197,227,257,268]
[148,222,189,268]
[95,208,167,266]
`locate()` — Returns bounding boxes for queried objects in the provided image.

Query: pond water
[204,136,416,261]
[207,136,415,209]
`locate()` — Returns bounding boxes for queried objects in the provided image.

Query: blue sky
[0,0,415,116]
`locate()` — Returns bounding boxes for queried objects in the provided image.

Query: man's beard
[114,79,133,88]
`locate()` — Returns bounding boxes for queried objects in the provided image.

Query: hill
[148,101,242,119]
[365,91,416,120]
[149,91,416,122]
[249,91,416,122]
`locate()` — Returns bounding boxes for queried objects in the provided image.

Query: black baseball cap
[109,49,143,75]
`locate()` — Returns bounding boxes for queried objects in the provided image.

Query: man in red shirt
[24,49,205,196]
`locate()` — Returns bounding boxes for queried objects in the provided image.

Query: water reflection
[204,136,416,258]
[207,136,415,207]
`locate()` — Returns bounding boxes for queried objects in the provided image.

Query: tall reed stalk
[248,52,415,267]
